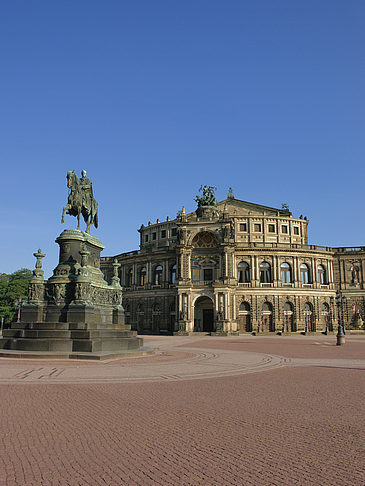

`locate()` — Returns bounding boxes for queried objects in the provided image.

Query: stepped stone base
[0,347,154,361]
[0,229,144,359]
[0,321,142,353]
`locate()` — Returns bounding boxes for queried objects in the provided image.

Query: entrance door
[283,314,294,332]
[238,302,251,332]
[203,309,214,332]
[194,296,214,333]
[239,314,251,332]
[262,315,273,332]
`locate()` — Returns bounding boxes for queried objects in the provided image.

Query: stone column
[147,261,152,285]
[328,259,334,289]
[312,258,317,287]
[177,249,183,281]
[163,260,168,285]
[186,250,192,280]
[249,255,254,283]
[273,256,279,285]
[133,262,137,288]
[255,256,259,286]
[222,248,228,279]
[294,256,299,287]
[342,260,347,287]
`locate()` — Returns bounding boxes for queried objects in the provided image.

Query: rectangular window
[152,232,157,240]
[281,225,288,234]
[239,223,247,232]
[145,234,149,242]
[294,227,300,235]
[161,230,166,238]
[171,228,177,236]
[254,223,262,232]
[268,224,275,233]
[203,269,213,281]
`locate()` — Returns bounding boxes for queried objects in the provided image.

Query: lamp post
[336,292,345,346]
[14,297,24,323]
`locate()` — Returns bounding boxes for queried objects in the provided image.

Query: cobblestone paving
[178,335,365,359]
[0,336,364,486]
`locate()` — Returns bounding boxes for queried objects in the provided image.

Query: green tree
[0,269,32,326]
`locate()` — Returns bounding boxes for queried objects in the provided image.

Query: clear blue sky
[1,1,364,277]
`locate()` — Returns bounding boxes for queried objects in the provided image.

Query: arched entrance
[238,302,251,332]
[283,302,295,332]
[194,296,214,332]
[152,303,161,333]
[137,304,147,333]
[262,302,274,332]
[321,302,331,332]
[303,302,315,332]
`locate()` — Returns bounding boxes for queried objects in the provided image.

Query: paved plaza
[0,334,364,485]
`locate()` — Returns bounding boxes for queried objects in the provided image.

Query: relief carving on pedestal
[28,283,45,302]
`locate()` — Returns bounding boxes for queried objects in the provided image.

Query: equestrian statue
[61,170,98,233]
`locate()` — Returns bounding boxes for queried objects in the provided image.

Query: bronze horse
[61,171,98,233]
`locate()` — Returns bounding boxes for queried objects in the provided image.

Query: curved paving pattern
[0,335,363,384]
[1,335,364,486]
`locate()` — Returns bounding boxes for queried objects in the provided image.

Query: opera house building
[101,188,365,335]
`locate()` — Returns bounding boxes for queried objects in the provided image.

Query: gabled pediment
[180,197,291,221]
[218,198,290,217]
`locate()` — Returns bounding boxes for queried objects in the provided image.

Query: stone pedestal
[196,205,219,220]
[0,230,143,359]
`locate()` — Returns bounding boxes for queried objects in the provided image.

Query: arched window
[262,302,273,312]
[300,263,310,284]
[238,262,250,283]
[139,267,146,286]
[284,302,293,312]
[170,264,176,284]
[154,265,163,285]
[321,302,329,313]
[281,262,292,283]
[303,302,312,313]
[318,265,326,284]
[192,231,218,248]
[137,303,144,313]
[260,261,272,283]
[239,301,250,312]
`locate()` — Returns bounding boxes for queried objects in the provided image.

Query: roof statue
[61,170,99,233]
[194,185,218,208]
[227,187,234,199]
